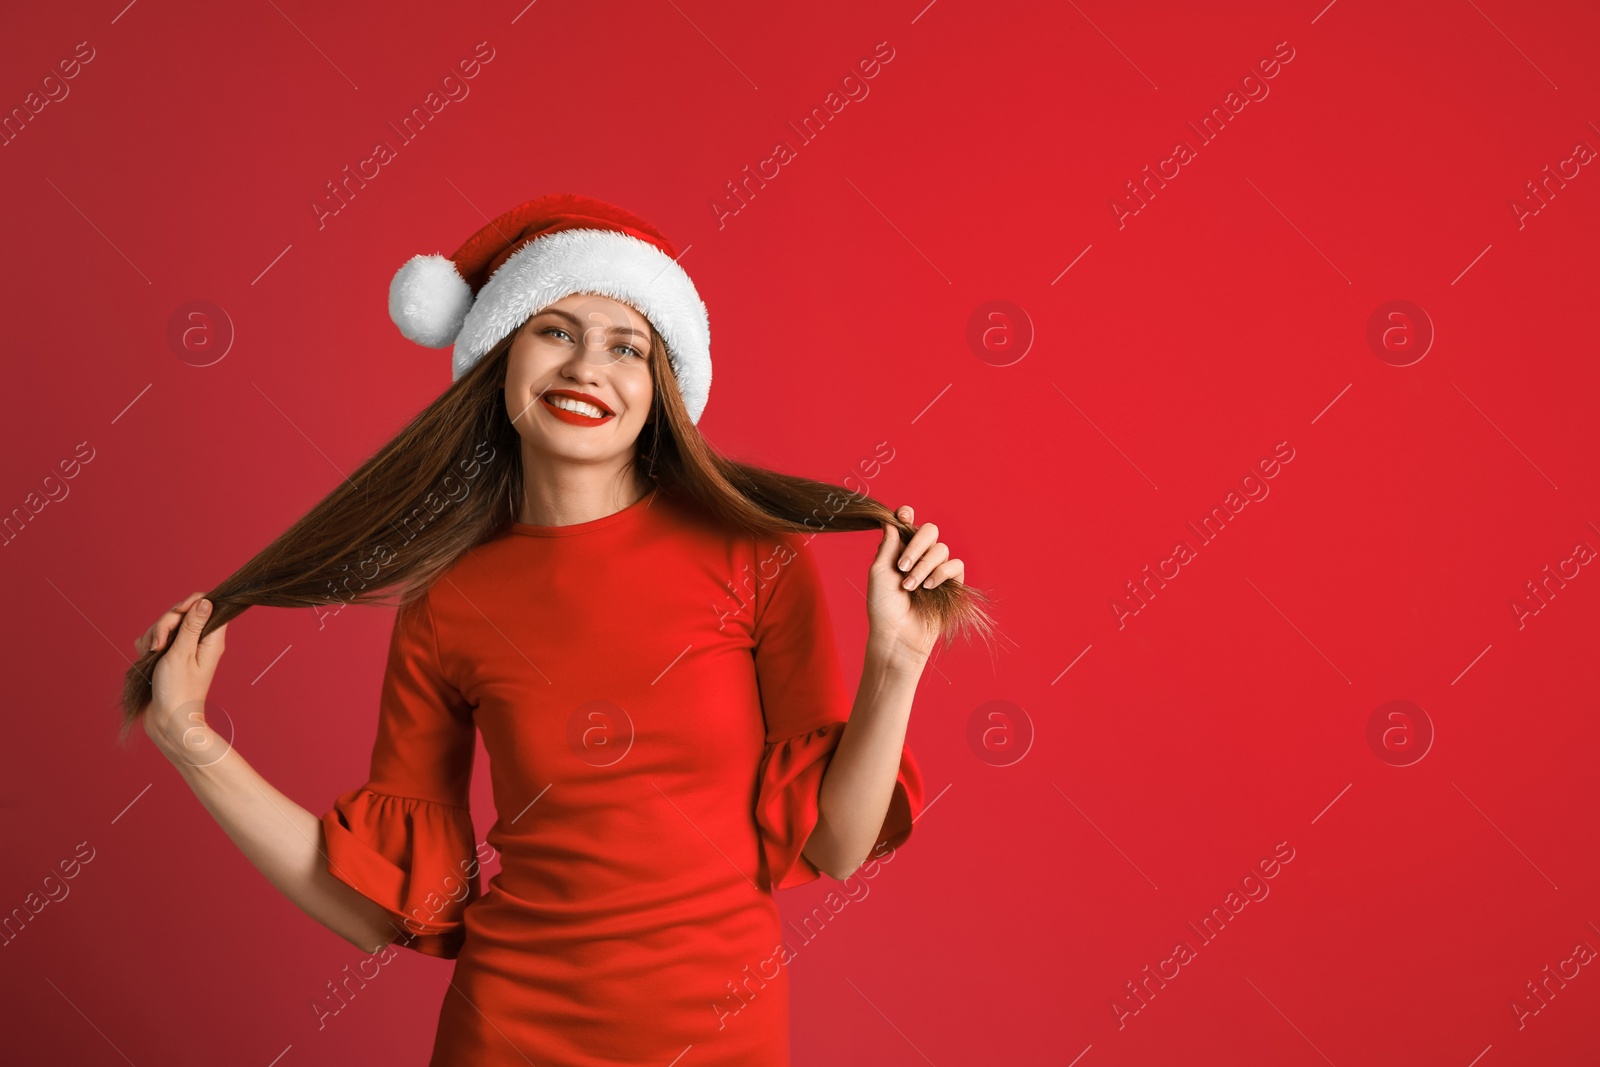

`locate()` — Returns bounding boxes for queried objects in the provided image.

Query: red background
[3,0,1598,1064]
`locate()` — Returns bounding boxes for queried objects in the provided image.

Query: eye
[537,324,645,360]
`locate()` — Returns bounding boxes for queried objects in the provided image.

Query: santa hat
[387,193,712,424]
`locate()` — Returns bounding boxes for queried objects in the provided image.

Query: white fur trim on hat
[451,229,712,425]
[389,253,474,348]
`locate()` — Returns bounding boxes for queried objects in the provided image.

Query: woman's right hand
[137,591,229,762]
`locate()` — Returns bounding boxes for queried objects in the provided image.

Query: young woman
[119,194,994,1065]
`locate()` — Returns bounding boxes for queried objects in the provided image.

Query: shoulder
[750,531,832,634]
[392,536,501,651]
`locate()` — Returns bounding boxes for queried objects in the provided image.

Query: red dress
[320,487,924,1065]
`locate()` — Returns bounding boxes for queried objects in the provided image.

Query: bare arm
[137,592,396,955]
[801,502,961,880]
[802,636,921,880]
[151,720,399,955]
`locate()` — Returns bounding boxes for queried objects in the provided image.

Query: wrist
[151,714,230,771]
[866,635,927,677]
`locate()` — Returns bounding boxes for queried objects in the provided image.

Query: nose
[559,336,609,385]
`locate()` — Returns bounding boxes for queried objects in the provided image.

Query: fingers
[896,518,939,576]
[901,542,950,590]
[921,558,964,589]
[170,598,213,660]
[875,519,902,570]
[142,591,208,654]
[196,619,228,671]
[886,506,963,590]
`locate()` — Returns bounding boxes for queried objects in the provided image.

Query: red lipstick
[541,389,615,426]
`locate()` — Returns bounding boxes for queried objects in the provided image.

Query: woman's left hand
[867,504,963,672]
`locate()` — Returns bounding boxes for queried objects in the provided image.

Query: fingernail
[902,576,917,590]
[195,599,211,616]
[898,559,909,571]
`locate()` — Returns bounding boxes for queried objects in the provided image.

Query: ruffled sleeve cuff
[321,788,482,959]
[754,721,924,891]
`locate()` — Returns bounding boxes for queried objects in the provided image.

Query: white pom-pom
[389,253,473,348]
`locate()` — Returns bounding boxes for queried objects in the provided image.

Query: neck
[517,448,652,526]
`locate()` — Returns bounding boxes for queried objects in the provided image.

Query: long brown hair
[117,317,998,740]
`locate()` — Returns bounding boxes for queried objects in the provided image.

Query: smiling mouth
[541,394,615,423]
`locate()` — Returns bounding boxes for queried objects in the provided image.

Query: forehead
[538,292,652,333]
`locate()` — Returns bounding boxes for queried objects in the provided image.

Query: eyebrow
[532,308,651,344]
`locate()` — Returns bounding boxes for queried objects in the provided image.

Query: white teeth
[548,395,607,418]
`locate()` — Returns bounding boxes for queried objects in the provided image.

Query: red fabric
[322,789,479,959]
[448,192,680,292]
[755,722,920,891]
[320,488,923,1065]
